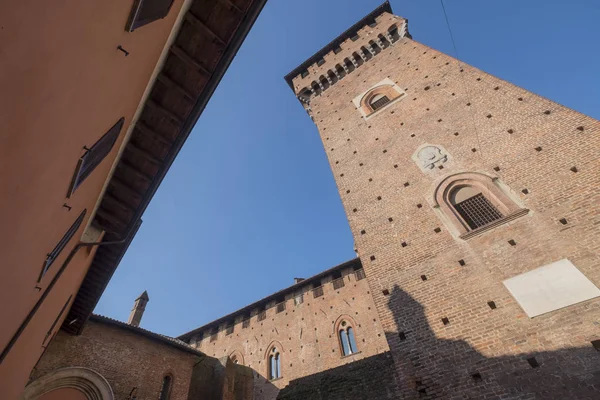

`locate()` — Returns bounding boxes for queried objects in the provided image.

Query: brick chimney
[128,290,149,327]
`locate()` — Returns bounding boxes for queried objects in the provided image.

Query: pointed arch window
[268,347,281,380]
[159,375,172,400]
[339,321,358,356]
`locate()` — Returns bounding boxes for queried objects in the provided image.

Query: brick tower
[285,2,600,399]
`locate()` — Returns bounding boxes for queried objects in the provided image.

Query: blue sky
[95,0,600,337]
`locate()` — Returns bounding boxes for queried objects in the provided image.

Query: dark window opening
[354,268,366,281]
[257,309,267,321]
[242,318,250,329]
[370,95,391,111]
[333,46,342,54]
[225,323,234,336]
[209,329,218,342]
[276,300,286,313]
[452,189,503,230]
[126,0,175,32]
[344,58,355,73]
[67,118,124,197]
[350,33,360,41]
[352,52,364,66]
[313,286,324,298]
[301,70,309,78]
[316,58,326,67]
[159,375,172,400]
[388,26,400,42]
[40,209,87,281]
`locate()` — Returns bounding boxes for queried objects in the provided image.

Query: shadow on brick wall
[276,285,599,400]
[385,285,600,399]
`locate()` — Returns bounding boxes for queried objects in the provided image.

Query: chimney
[128,291,149,327]
[294,278,305,284]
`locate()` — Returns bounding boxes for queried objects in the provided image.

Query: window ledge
[269,377,283,382]
[341,351,362,359]
[460,209,529,240]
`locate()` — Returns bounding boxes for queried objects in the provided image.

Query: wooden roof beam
[146,100,184,125]
[170,46,211,76]
[185,12,226,46]
[126,141,164,165]
[156,73,196,101]
[134,123,173,146]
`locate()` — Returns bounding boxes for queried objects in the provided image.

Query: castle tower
[285,2,600,398]
[128,291,149,327]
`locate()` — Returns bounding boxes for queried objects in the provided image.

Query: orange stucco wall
[0,0,185,398]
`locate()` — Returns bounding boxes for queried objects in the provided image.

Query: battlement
[284,2,410,101]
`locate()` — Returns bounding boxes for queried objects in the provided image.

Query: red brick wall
[190,265,389,400]
[30,319,200,400]
[290,11,600,399]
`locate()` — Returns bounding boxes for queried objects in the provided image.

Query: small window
[301,70,309,78]
[313,286,324,298]
[159,375,172,400]
[126,0,175,32]
[276,302,286,313]
[67,118,124,197]
[370,94,390,111]
[451,189,503,230]
[40,209,87,281]
[354,268,366,281]
[368,21,378,28]
[225,323,234,336]
[209,329,218,342]
[350,33,360,41]
[316,58,325,67]
[294,293,304,306]
[268,347,281,380]
[242,318,250,329]
[257,309,267,321]
[339,321,358,356]
[333,46,342,54]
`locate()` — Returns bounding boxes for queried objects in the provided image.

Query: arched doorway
[20,367,113,400]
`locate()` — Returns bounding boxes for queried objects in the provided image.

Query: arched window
[433,172,528,238]
[339,321,358,356]
[159,375,172,400]
[268,347,281,380]
[355,79,406,118]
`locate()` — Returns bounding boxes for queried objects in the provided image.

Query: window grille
[225,324,234,335]
[242,319,250,329]
[257,310,266,321]
[332,277,345,290]
[370,95,390,111]
[454,193,503,230]
[354,269,366,281]
[67,118,124,197]
[276,302,286,313]
[40,209,87,281]
[126,0,175,32]
[313,286,324,298]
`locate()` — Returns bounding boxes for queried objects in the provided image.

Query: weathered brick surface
[289,10,600,400]
[189,262,390,400]
[277,352,399,400]
[31,319,201,400]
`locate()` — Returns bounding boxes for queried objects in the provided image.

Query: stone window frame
[333,315,360,357]
[432,172,528,239]
[352,78,406,119]
[159,374,173,400]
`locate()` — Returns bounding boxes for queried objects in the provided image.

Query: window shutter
[67,118,124,197]
[126,0,175,32]
[40,209,87,280]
